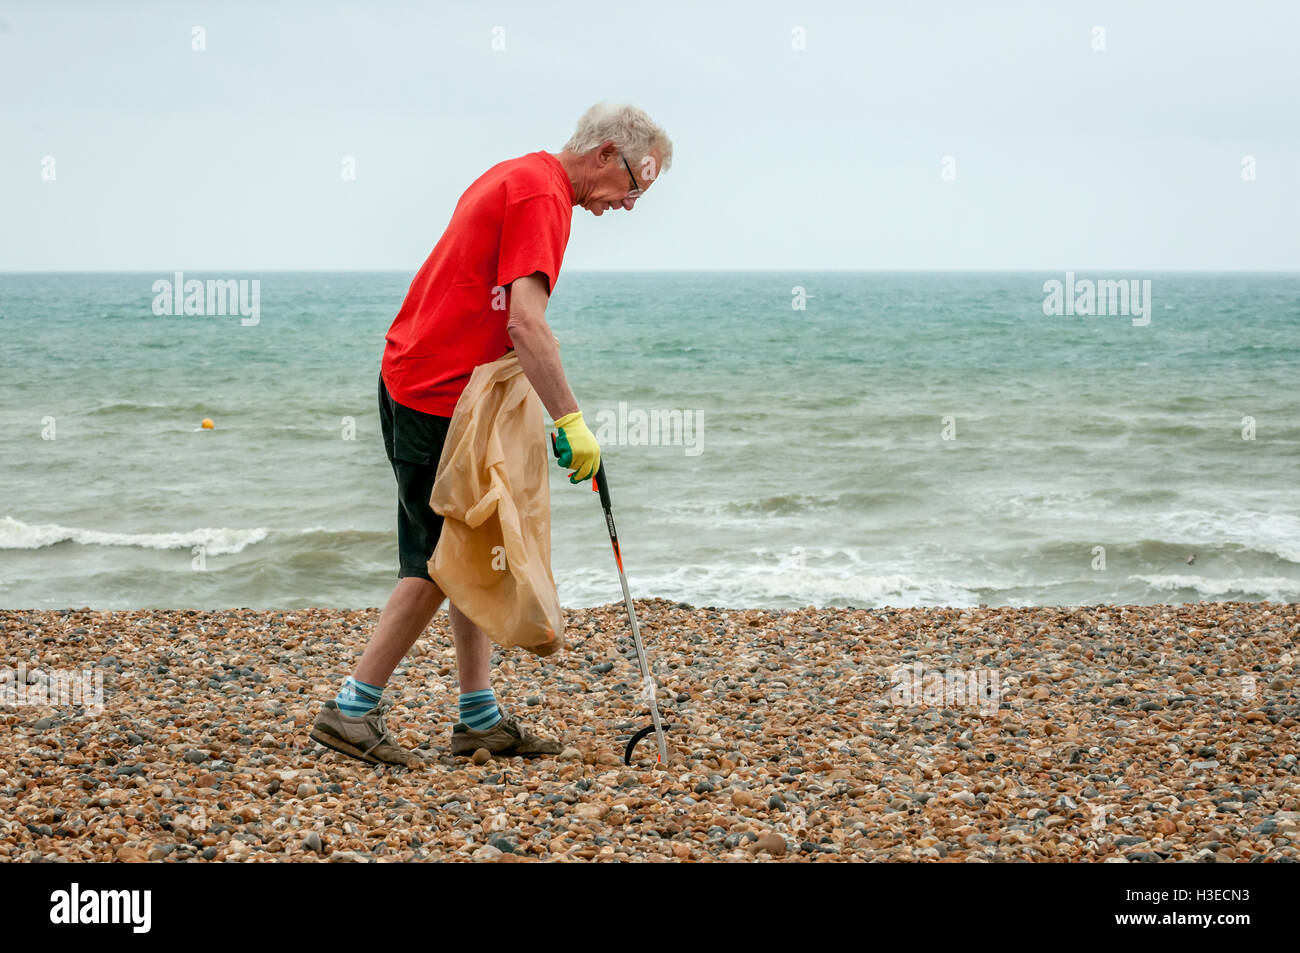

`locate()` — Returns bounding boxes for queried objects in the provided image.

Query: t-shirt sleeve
[496,194,568,295]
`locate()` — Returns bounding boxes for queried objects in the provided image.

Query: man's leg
[309,373,451,765]
[348,371,451,702]
[449,603,500,729]
[449,602,491,693]
[309,574,444,765]
[446,603,562,755]
[353,576,446,687]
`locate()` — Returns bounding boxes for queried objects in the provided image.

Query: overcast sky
[2,0,1297,271]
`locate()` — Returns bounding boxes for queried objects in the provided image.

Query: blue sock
[336,675,384,718]
[458,688,502,730]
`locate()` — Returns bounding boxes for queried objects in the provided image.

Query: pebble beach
[2,600,1298,863]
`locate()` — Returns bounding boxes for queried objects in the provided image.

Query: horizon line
[3,267,1298,275]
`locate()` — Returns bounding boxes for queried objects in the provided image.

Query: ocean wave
[1143,509,1300,564]
[89,400,173,413]
[1131,573,1300,601]
[636,488,914,524]
[0,516,268,555]
[989,499,1300,565]
[555,563,1009,609]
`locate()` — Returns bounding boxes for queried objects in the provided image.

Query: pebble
[1,601,1296,863]
[471,748,491,766]
[750,833,787,857]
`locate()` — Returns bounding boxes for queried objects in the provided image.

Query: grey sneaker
[310,700,417,767]
[451,708,564,758]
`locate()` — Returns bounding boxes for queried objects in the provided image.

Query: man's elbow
[506,305,543,338]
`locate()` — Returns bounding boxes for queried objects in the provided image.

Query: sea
[2,271,1297,610]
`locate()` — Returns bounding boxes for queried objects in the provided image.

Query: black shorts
[378,373,451,581]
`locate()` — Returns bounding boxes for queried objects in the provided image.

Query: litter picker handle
[592,460,611,510]
[551,430,611,510]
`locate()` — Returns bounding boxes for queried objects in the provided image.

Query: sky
[2,0,1298,271]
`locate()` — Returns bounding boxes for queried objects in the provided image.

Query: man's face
[584,144,662,216]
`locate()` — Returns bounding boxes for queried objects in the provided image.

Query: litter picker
[552,434,671,765]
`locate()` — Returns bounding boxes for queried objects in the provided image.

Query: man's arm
[506,272,579,421]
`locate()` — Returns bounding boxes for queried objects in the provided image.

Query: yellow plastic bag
[428,350,564,657]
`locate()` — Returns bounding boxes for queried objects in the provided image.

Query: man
[310,103,673,766]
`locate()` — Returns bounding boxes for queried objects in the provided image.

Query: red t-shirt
[381,151,576,416]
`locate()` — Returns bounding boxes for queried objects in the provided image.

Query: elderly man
[310,103,673,766]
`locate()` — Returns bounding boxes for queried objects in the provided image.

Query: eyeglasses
[620,153,645,199]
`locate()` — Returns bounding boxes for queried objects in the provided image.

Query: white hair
[563,102,673,175]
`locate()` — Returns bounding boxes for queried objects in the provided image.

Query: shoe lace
[499,711,521,737]
[361,703,395,758]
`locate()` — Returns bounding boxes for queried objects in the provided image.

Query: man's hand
[552,410,601,483]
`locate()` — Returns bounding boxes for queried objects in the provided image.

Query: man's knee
[396,573,445,606]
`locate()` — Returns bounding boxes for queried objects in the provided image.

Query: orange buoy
[201,418,215,430]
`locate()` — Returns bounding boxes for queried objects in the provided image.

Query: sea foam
[0,517,268,555]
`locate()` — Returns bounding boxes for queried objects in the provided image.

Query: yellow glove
[552,410,601,484]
